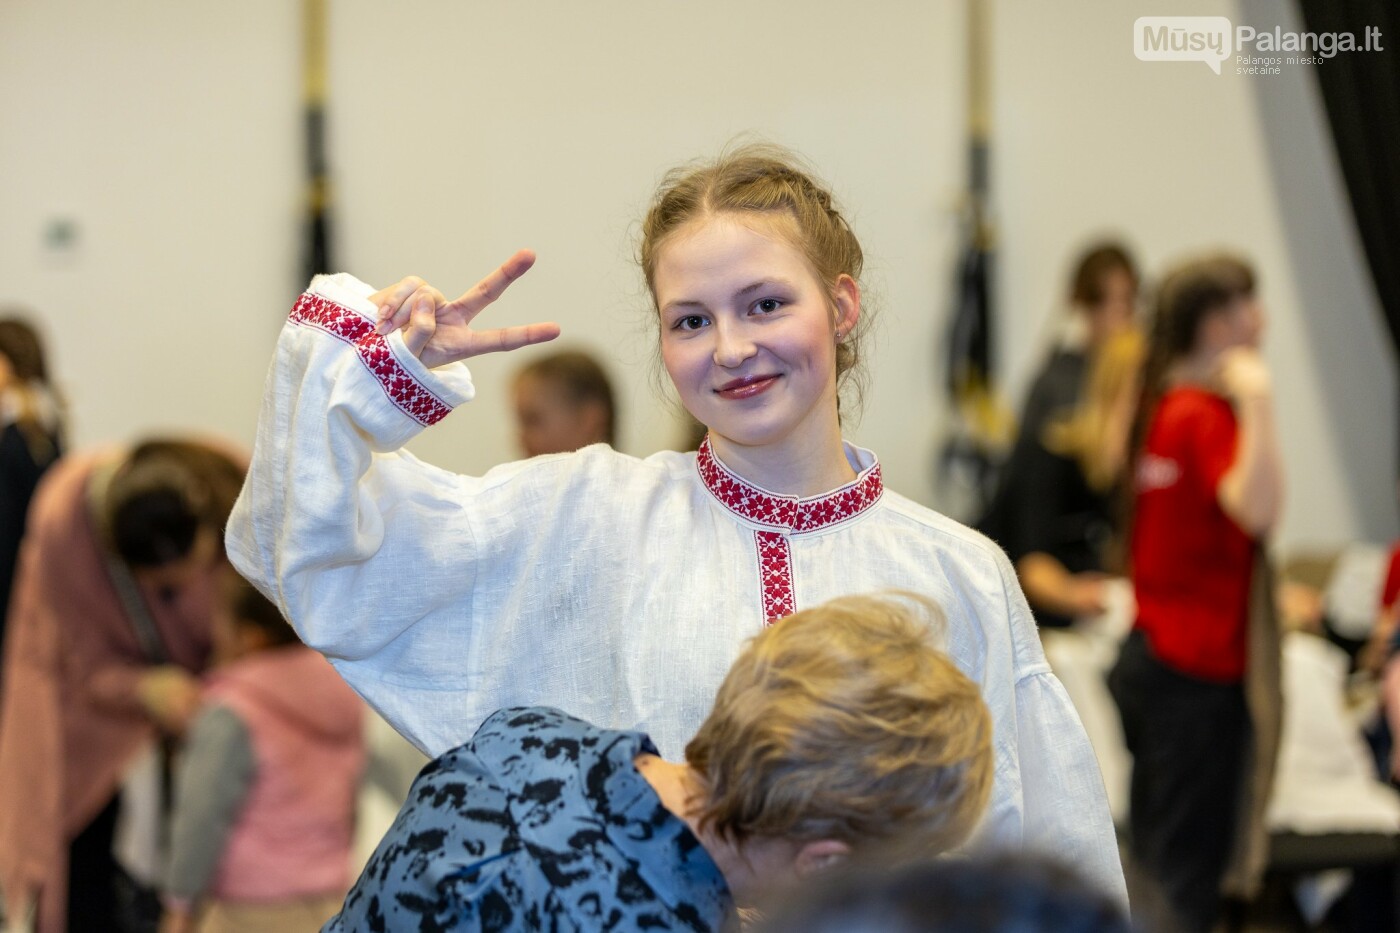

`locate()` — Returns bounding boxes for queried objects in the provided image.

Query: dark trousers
[1110,630,1250,933]
[66,795,122,933]
[65,794,159,933]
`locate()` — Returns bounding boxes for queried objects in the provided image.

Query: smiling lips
[715,374,780,400]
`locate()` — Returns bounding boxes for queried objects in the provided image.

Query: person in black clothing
[0,316,64,651]
[756,853,1131,933]
[980,243,1139,627]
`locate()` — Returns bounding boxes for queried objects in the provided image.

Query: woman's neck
[708,429,856,498]
[1166,354,1219,392]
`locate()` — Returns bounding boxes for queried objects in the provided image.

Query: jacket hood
[207,646,363,742]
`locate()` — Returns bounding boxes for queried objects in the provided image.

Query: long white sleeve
[225,276,647,753]
[228,274,479,661]
[915,522,1126,909]
[994,539,1127,908]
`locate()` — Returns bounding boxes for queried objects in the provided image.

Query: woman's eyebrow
[662,296,705,312]
[734,278,795,300]
[660,278,797,314]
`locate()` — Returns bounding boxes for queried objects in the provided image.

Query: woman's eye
[675,314,708,331]
[754,298,782,314]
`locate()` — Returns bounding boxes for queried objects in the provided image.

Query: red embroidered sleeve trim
[695,436,883,534]
[289,292,453,427]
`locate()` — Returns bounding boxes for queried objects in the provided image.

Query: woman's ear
[831,275,860,340]
[793,839,851,876]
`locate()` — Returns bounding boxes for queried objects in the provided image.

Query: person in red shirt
[1108,255,1283,933]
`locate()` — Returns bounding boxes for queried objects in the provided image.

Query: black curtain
[1297,0,1400,353]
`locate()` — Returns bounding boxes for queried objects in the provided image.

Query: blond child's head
[684,591,993,863]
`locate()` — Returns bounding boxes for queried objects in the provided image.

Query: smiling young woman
[653,213,857,492]
[226,144,1127,906]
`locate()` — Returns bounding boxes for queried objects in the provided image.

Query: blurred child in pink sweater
[160,575,365,933]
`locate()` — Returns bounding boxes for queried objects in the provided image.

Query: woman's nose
[712,320,757,368]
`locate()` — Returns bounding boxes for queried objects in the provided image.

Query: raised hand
[137,665,202,736]
[370,249,561,369]
[1215,346,1272,403]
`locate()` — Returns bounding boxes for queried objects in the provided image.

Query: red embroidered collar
[695,436,883,534]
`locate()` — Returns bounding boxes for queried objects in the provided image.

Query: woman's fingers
[420,321,560,368]
[473,321,561,355]
[403,291,440,358]
[367,251,542,364]
[371,276,427,335]
[442,249,537,322]
[377,283,444,339]
[371,249,533,335]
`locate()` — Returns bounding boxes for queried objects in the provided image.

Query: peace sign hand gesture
[370,249,560,369]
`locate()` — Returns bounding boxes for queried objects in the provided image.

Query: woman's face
[1199,294,1266,357]
[652,215,858,457]
[1223,295,1266,348]
[1084,267,1137,349]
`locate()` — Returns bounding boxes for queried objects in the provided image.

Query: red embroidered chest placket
[695,436,884,626]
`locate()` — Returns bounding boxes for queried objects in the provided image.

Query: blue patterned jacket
[326,707,735,932]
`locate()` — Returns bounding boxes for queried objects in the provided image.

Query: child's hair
[230,578,299,648]
[1069,242,1138,308]
[684,591,992,857]
[639,144,871,413]
[512,350,618,446]
[106,440,246,568]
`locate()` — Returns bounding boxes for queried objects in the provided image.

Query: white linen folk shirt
[227,274,1128,905]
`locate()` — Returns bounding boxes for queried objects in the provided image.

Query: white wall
[992,0,1397,548]
[1,0,1394,550]
[0,0,303,448]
